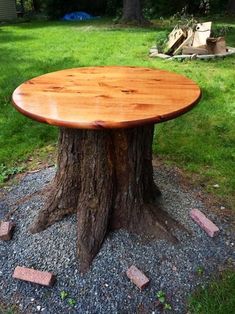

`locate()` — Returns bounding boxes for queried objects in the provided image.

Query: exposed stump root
[29,126,185,273]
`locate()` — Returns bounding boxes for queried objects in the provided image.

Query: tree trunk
[227,0,235,13]
[20,0,25,14]
[32,0,41,13]
[30,125,181,273]
[121,0,149,25]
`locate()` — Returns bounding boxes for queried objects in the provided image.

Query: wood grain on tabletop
[12,66,201,129]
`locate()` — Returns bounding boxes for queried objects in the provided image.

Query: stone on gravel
[13,266,56,287]
[0,221,15,241]
[126,265,150,290]
[149,47,158,54]
[150,53,170,59]
[190,208,220,237]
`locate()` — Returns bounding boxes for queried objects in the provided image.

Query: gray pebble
[0,166,234,313]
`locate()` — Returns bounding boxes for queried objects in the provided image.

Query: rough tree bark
[30,125,180,273]
[227,0,235,13]
[121,0,149,25]
[32,0,41,13]
[20,0,25,14]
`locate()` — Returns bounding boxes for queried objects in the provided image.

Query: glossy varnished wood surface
[12,66,201,129]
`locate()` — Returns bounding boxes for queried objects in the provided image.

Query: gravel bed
[0,166,234,314]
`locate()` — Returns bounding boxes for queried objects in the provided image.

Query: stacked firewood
[149,21,235,60]
[166,22,227,56]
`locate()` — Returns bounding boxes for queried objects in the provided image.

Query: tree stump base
[30,125,181,273]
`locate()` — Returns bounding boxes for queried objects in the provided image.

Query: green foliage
[211,25,232,37]
[196,266,205,276]
[169,9,199,30]
[0,303,18,314]
[156,290,166,303]
[155,31,168,53]
[188,271,235,314]
[144,0,186,18]
[16,0,33,12]
[43,0,80,18]
[143,0,227,18]
[67,298,76,307]
[164,303,172,310]
[156,290,172,310]
[42,0,119,18]
[15,0,229,19]
[60,290,68,301]
[59,291,76,307]
[0,164,24,183]
[106,0,122,16]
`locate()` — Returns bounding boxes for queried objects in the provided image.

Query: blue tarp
[62,12,96,21]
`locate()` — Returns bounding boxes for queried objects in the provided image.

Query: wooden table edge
[11,90,202,130]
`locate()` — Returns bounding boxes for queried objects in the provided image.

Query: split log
[173,29,194,56]
[206,37,227,54]
[182,46,209,55]
[166,28,186,54]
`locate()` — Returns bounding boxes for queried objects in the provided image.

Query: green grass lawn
[0,18,234,206]
[188,270,235,314]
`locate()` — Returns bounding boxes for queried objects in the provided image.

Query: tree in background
[43,0,79,18]
[16,0,234,19]
[227,0,235,13]
[20,0,25,13]
[121,0,147,24]
[32,0,41,12]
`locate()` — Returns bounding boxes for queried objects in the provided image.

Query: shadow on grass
[0,36,86,166]
[4,19,115,30]
[0,29,35,44]
[2,18,165,33]
[0,42,86,93]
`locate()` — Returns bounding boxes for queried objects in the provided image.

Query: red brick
[126,265,150,289]
[13,266,56,287]
[0,221,15,241]
[190,208,219,237]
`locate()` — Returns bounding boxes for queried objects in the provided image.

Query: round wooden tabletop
[12,66,201,129]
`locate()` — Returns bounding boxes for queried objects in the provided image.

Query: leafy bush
[143,0,227,18]
[20,0,228,19]
[106,0,122,16]
[43,0,118,19]
[155,31,168,53]
[43,0,79,19]
[0,164,24,183]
